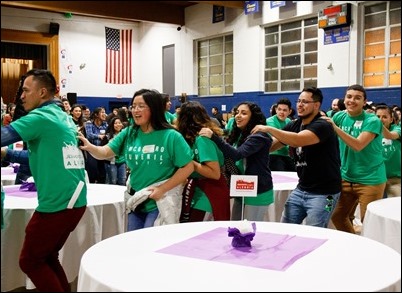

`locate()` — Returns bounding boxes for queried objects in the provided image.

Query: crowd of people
[1,69,401,292]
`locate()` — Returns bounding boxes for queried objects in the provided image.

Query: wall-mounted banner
[212,5,225,23]
[60,49,67,59]
[270,1,286,9]
[324,26,350,45]
[61,78,67,89]
[245,1,259,15]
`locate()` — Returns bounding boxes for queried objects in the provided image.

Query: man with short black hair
[252,87,341,228]
[1,69,87,291]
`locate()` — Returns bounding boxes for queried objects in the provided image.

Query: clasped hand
[199,127,213,138]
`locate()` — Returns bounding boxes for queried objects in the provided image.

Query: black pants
[85,152,106,183]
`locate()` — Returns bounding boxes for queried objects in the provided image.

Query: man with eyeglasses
[252,87,341,228]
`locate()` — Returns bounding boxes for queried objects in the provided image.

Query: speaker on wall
[67,92,77,105]
[49,22,60,35]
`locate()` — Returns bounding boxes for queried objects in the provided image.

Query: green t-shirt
[332,110,387,184]
[164,111,176,124]
[326,109,334,117]
[382,124,401,178]
[225,117,235,132]
[190,136,224,212]
[109,127,193,212]
[11,103,87,212]
[107,136,125,164]
[266,115,291,157]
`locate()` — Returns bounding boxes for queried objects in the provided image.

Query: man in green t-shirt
[266,98,295,171]
[1,69,87,291]
[322,84,386,234]
[375,104,401,198]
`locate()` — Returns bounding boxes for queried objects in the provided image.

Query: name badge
[63,144,85,169]
[354,120,363,128]
[142,144,155,153]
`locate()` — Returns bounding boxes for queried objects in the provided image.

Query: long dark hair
[106,116,124,138]
[227,101,266,146]
[177,101,223,146]
[130,89,174,131]
[70,104,85,127]
[90,107,105,121]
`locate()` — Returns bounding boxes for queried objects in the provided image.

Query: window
[264,17,318,93]
[197,35,233,96]
[363,2,401,87]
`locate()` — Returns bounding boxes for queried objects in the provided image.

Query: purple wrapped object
[228,222,257,249]
[12,163,20,174]
[19,181,37,192]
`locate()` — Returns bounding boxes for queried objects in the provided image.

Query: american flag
[105,27,132,84]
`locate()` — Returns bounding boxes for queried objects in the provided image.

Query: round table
[267,171,299,222]
[362,197,401,254]
[78,221,401,292]
[1,183,127,292]
[1,166,17,186]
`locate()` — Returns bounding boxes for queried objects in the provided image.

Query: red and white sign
[230,175,258,197]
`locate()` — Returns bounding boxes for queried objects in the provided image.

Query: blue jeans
[127,208,159,231]
[105,162,127,185]
[281,187,341,228]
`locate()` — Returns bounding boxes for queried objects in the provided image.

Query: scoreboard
[318,3,351,30]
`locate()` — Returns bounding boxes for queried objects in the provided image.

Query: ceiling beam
[1,1,187,25]
[1,1,246,25]
[190,1,244,9]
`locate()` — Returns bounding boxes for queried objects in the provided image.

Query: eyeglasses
[297,99,316,105]
[129,104,149,111]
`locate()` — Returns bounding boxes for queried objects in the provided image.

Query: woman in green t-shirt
[176,101,230,222]
[79,89,194,231]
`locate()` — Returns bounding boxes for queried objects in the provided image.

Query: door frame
[1,28,59,82]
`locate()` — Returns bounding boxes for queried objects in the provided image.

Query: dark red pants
[180,174,230,222]
[19,206,86,292]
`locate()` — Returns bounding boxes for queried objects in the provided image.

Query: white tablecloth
[77,221,401,292]
[267,171,299,222]
[362,197,401,254]
[1,183,126,292]
[1,166,17,186]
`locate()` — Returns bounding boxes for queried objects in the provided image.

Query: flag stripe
[105,27,132,84]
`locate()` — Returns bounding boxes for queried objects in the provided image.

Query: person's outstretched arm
[1,147,29,165]
[78,133,115,160]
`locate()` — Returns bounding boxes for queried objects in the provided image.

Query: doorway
[162,44,175,98]
[1,43,47,105]
[1,28,59,105]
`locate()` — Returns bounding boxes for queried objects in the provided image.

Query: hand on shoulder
[199,127,213,138]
